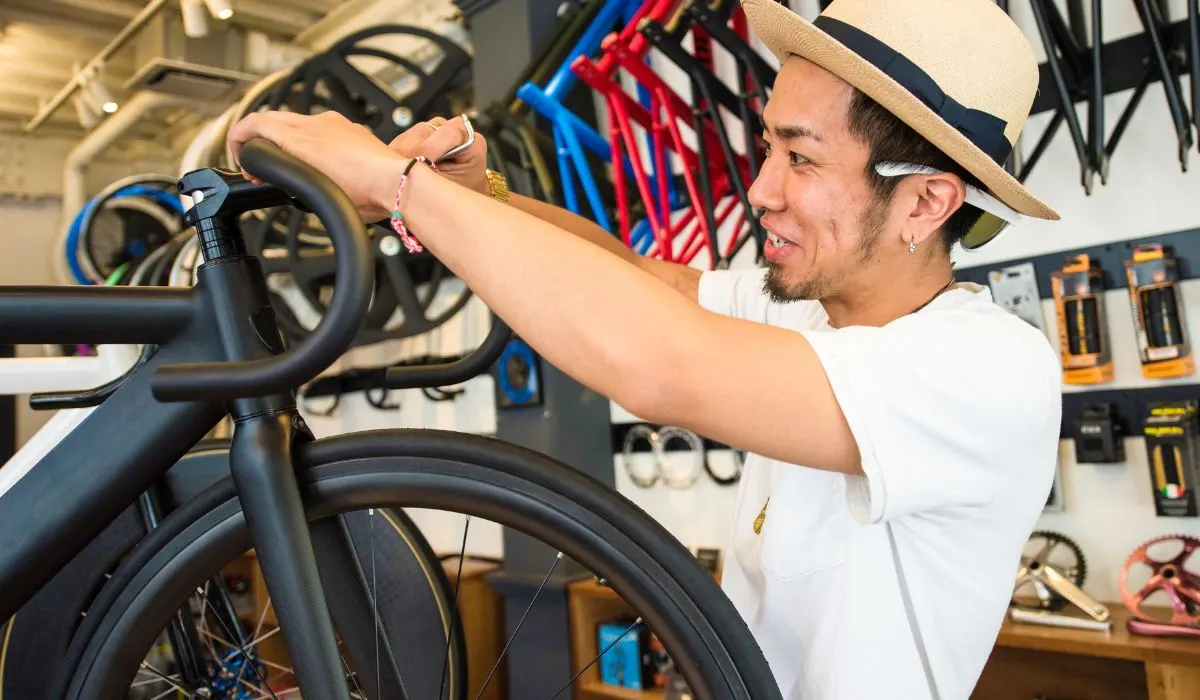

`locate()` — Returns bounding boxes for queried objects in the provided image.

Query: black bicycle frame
[0,141,508,698]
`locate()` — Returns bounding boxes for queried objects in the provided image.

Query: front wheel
[57,429,780,700]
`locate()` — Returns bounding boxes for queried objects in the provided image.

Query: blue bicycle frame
[516,0,680,250]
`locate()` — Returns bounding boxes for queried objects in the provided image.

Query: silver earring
[908,241,917,254]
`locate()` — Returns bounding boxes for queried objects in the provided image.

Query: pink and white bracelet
[389,156,437,254]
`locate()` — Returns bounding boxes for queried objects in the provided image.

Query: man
[228,0,1063,696]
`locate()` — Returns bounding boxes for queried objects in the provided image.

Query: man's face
[750,57,891,302]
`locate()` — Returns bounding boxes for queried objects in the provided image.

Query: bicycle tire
[57,429,780,700]
[3,444,464,700]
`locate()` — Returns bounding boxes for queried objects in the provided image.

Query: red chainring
[1118,534,1200,626]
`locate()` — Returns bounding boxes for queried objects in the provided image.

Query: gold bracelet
[484,169,510,203]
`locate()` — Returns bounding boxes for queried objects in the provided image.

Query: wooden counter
[976,605,1200,700]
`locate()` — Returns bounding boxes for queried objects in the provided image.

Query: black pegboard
[1061,384,1200,439]
[955,225,1200,298]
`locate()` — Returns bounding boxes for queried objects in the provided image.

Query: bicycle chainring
[1119,534,1200,627]
[1013,530,1087,611]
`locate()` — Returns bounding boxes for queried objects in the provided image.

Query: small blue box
[597,620,648,689]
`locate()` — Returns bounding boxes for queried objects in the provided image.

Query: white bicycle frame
[0,345,141,499]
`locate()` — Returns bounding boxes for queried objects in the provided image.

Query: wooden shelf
[977,604,1200,700]
[996,605,1200,666]
[578,680,665,699]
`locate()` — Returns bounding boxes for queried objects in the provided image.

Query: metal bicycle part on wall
[79,197,182,284]
[256,24,473,143]
[643,18,763,265]
[1190,0,1200,153]
[72,174,186,285]
[1027,0,1095,193]
[1011,531,1109,630]
[1132,0,1194,171]
[243,210,473,346]
[223,24,476,346]
[654,426,705,490]
[705,447,743,487]
[1119,533,1200,635]
[1013,530,1089,611]
[622,423,662,488]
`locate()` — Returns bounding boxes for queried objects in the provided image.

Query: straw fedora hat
[742,0,1059,243]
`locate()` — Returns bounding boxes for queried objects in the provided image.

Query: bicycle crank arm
[1040,566,1110,621]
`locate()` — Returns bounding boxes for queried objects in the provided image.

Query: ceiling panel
[0,0,344,140]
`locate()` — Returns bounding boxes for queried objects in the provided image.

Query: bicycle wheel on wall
[55,430,780,700]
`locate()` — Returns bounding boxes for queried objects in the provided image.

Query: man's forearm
[509,194,637,263]
[508,194,702,300]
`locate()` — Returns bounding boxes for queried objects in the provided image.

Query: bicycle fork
[229,413,349,700]
[194,208,351,699]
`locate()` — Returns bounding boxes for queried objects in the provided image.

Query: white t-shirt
[698,268,1062,700]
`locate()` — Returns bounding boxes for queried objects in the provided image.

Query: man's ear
[903,173,966,247]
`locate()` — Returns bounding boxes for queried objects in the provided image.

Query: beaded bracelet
[390,156,437,254]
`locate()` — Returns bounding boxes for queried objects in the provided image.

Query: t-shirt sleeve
[800,311,1060,524]
[698,268,771,321]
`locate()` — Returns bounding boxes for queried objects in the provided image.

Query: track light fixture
[203,0,234,21]
[73,94,99,129]
[84,72,119,115]
[180,0,209,38]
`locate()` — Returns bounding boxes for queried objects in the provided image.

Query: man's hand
[227,110,410,222]
[388,115,490,197]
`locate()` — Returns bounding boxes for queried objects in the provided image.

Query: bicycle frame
[516,0,679,229]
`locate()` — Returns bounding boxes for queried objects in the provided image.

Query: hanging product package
[1052,253,1113,385]
[1125,244,1195,379]
[1143,400,1200,517]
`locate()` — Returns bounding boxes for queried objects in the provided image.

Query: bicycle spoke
[132,668,182,689]
[253,594,273,641]
[342,508,410,700]
[138,661,192,698]
[340,650,370,700]
[223,626,282,663]
[195,583,279,700]
[474,552,564,700]
[440,515,472,700]
[197,626,236,651]
[546,617,644,700]
[149,685,186,700]
[198,583,221,662]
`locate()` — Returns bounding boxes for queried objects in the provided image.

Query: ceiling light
[203,0,234,20]
[73,95,99,128]
[181,0,209,37]
[86,78,119,114]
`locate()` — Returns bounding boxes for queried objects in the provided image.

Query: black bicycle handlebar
[384,313,511,390]
[151,139,374,401]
